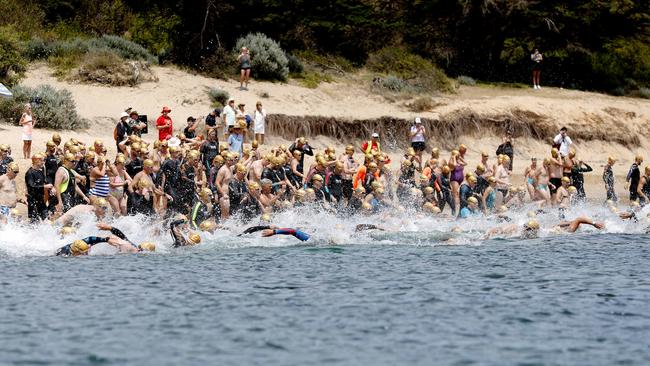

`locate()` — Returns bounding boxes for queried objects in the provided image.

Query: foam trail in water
[0,203,647,258]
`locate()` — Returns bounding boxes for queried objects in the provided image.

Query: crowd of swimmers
[0,113,648,256]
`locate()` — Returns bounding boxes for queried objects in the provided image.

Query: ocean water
[1,211,650,365]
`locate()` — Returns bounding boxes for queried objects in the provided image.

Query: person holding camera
[19,103,36,159]
[553,127,572,157]
[410,117,426,158]
[127,110,146,137]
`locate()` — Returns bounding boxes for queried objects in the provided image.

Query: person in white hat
[222,98,236,137]
[362,132,381,155]
[410,117,426,158]
[115,111,131,153]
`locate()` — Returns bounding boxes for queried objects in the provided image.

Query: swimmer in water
[55,223,155,256]
[238,220,310,241]
[169,218,202,247]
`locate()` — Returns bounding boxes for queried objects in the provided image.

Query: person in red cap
[156,106,173,141]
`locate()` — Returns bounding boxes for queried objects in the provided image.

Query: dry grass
[266,108,641,150]
[74,52,158,86]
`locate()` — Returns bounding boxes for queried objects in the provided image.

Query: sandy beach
[3,63,650,207]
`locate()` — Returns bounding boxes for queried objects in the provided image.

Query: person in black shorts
[531,49,543,89]
[409,118,426,158]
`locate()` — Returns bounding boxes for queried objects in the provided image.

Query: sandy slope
[1,63,649,205]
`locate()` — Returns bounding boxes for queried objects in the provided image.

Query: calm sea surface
[1,234,649,365]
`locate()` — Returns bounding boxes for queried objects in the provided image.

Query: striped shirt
[90,175,110,197]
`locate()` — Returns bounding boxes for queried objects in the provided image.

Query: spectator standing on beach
[238,47,252,90]
[553,127,572,157]
[19,103,35,159]
[156,106,173,141]
[115,112,131,153]
[362,133,381,155]
[229,121,245,157]
[410,118,426,158]
[126,110,146,137]
[496,134,513,171]
[253,101,266,145]
[531,48,543,89]
[183,117,198,139]
[205,108,220,129]
[222,98,236,137]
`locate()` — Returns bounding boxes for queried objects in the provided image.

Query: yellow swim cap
[525,220,540,230]
[71,240,90,255]
[188,232,201,245]
[199,220,217,232]
[138,242,156,251]
[59,226,76,236]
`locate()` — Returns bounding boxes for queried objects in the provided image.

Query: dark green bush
[89,35,158,63]
[207,88,229,107]
[287,54,304,74]
[592,38,650,91]
[0,26,27,86]
[366,47,454,93]
[234,33,289,81]
[0,84,88,129]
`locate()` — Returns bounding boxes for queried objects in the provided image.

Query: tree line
[2,0,649,93]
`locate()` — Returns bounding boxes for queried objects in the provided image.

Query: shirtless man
[549,148,564,200]
[563,150,576,179]
[480,151,494,178]
[249,154,269,184]
[215,152,236,219]
[0,162,25,219]
[129,159,156,194]
[556,176,571,208]
[54,197,110,226]
[524,157,539,201]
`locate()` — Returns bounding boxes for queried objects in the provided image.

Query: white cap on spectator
[120,112,129,119]
[415,117,422,124]
[372,132,379,138]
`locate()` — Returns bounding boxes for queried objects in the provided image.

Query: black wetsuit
[240,194,262,220]
[169,219,189,247]
[396,168,416,202]
[44,153,59,185]
[327,172,344,206]
[458,183,474,211]
[189,199,210,230]
[314,187,332,203]
[161,158,181,212]
[262,167,286,194]
[126,157,143,179]
[127,190,154,215]
[25,167,48,222]
[603,165,617,202]
[55,236,108,256]
[570,163,592,201]
[288,143,314,174]
[200,140,219,171]
[438,174,455,215]
[228,178,248,214]
[75,160,92,196]
[627,163,641,201]
[59,167,77,212]
[178,163,197,213]
[474,173,489,195]
[0,156,14,175]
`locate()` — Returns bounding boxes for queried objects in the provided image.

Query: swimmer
[96,222,156,253]
[484,220,540,239]
[238,224,310,241]
[55,236,109,257]
[169,218,202,247]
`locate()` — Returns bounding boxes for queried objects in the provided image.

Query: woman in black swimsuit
[238,47,251,90]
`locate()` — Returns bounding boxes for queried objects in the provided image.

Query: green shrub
[381,75,408,92]
[75,51,157,86]
[49,54,78,78]
[457,75,477,86]
[408,97,436,112]
[638,87,650,99]
[0,84,88,129]
[234,33,289,81]
[207,88,229,107]
[287,54,304,74]
[89,35,157,63]
[592,38,650,90]
[0,26,27,86]
[24,37,54,60]
[366,46,454,93]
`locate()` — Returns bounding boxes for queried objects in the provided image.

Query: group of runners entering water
[1,117,648,256]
